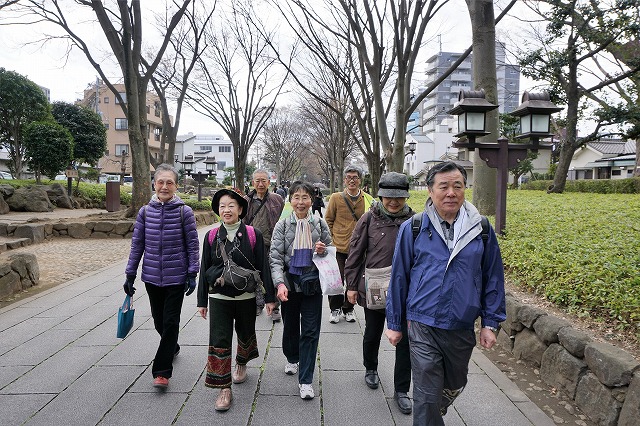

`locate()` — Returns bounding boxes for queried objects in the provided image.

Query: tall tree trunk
[549,52,581,193]
[467,0,498,215]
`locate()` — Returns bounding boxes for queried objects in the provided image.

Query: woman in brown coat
[345,172,414,415]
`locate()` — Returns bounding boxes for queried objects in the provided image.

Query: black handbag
[213,240,262,293]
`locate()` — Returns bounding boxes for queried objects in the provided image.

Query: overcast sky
[0,0,534,136]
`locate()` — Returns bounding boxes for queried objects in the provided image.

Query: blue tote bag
[117,295,135,338]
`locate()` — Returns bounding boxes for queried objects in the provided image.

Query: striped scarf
[288,211,314,275]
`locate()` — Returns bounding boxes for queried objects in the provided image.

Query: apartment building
[422,41,521,135]
[77,81,165,175]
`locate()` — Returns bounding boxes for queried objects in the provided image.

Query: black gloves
[185,273,197,296]
[123,275,136,297]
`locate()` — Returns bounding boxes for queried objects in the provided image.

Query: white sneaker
[344,311,356,322]
[299,383,314,399]
[284,362,299,375]
[329,309,340,324]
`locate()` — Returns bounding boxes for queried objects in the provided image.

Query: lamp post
[178,154,194,193]
[190,156,218,202]
[449,90,561,235]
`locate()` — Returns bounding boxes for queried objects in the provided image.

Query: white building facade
[176,133,234,182]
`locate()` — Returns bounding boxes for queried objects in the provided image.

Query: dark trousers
[363,308,411,393]
[206,297,259,388]
[145,283,185,379]
[408,321,475,426]
[327,251,354,313]
[281,291,323,384]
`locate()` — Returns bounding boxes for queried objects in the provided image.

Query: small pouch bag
[291,270,321,296]
[364,265,392,310]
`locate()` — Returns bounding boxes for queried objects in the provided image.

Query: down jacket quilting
[125,196,200,286]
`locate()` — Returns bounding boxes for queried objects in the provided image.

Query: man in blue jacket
[385,161,506,425]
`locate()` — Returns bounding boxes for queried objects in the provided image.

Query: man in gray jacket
[244,169,285,320]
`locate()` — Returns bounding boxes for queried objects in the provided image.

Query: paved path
[0,225,554,425]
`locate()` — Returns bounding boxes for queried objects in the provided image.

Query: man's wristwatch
[483,325,500,334]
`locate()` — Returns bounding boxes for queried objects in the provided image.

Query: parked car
[0,171,13,180]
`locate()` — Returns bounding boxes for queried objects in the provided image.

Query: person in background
[345,172,414,414]
[312,187,325,218]
[197,189,275,412]
[124,163,200,389]
[385,161,506,424]
[244,169,285,320]
[270,181,332,400]
[276,185,287,199]
[324,165,373,324]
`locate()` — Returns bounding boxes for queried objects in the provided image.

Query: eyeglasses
[345,176,360,182]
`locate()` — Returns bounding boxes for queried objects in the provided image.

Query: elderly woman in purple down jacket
[123,163,200,389]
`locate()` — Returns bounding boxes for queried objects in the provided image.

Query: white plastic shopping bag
[312,246,344,296]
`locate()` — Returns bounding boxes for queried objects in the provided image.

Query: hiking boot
[232,364,247,384]
[329,309,340,324]
[153,376,169,388]
[215,388,233,411]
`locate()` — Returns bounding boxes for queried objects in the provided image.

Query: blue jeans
[280,291,323,384]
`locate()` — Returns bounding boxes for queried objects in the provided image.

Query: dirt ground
[2,236,637,425]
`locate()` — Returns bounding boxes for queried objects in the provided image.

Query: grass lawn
[406,189,640,333]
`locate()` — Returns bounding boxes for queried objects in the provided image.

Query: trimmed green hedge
[499,190,640,331]
[522,177,640,193]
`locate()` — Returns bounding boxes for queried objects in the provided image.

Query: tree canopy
[51,102,106,167]
[23,121,73,183]
[0,68,51,178]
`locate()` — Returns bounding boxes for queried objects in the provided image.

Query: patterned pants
[205,297,259,388]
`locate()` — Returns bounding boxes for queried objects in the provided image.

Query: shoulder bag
[213,239,262,293]
[364,265,392,310]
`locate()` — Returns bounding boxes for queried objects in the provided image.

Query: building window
[219,146,231,153]
[104,123,110,130]
[115,118,128,130]
[216,161,226,170]
[146,105,150,114]
[612,169,621,176]
[154,127,161,142]
[115,144,129,156]
[115,92,127,104]
[154,101,161,117]
[199,145,212,151]
[104,97,109,104]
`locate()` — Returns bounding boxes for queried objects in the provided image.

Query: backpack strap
[245,225,256,250]
[208,227,219,246]
[480,215,489,246]
[208,224,256,251]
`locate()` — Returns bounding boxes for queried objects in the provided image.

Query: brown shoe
[214,388,233,411]
[232,364,247,384]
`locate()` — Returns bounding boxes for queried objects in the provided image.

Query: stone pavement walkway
[0,225,554,426]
